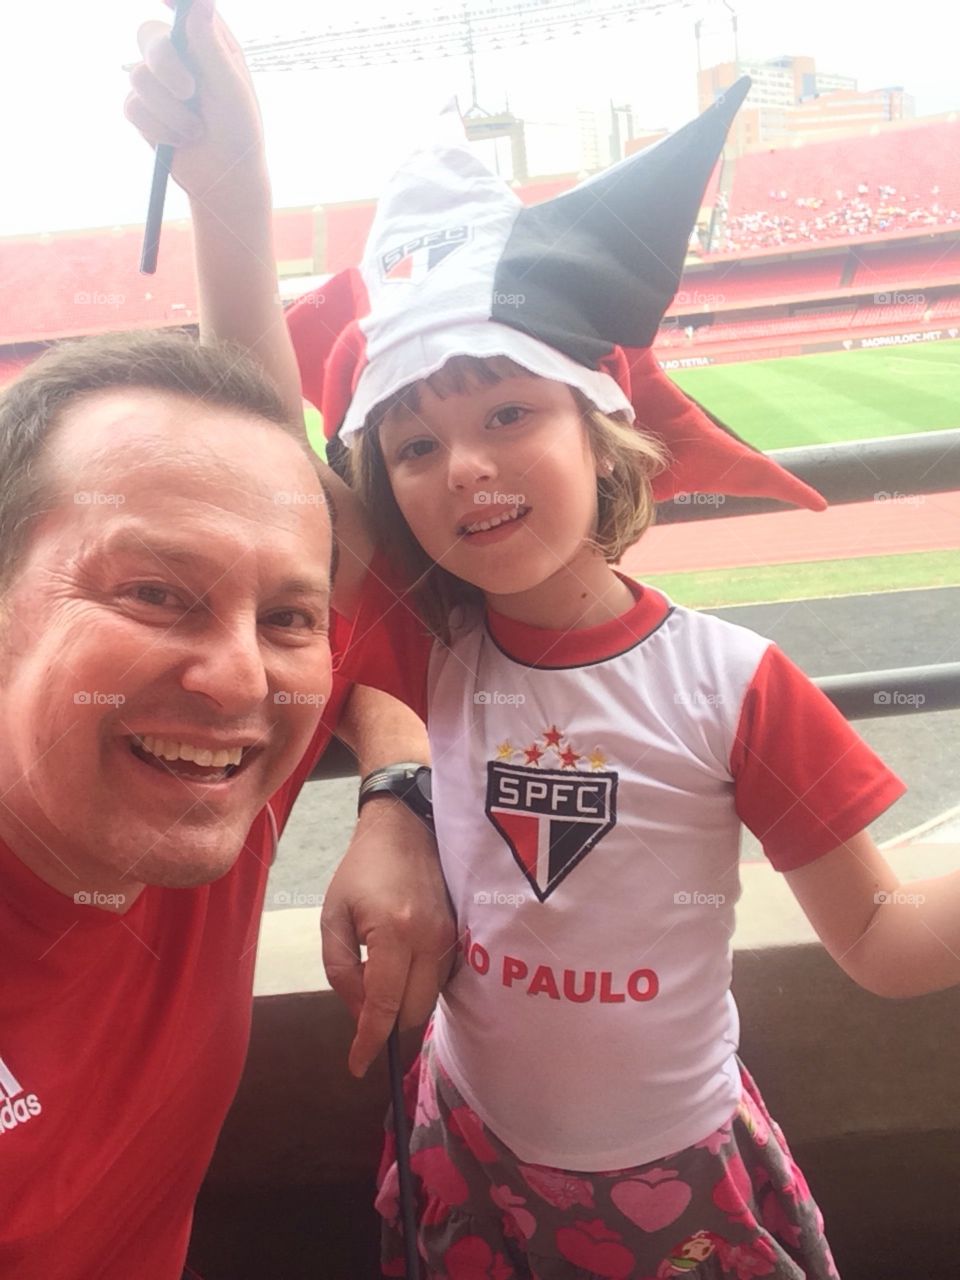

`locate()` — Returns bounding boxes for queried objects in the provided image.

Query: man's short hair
[0,330,302,593]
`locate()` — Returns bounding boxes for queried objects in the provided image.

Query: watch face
[413,766,433,812]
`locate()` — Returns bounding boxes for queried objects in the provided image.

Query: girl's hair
[350,354,669,640]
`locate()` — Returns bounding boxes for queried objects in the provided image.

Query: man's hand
[125,0,267,208]
[322,796,457,1078]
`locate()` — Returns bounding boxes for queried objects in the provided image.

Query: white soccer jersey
[340,566,905,1170]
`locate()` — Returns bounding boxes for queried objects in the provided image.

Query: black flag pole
[387,1022,421,1278]
[140,0,194,274]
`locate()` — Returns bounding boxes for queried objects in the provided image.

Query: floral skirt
[376,1025,841,1279]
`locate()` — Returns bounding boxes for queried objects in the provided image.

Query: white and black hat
[288,81,826,511]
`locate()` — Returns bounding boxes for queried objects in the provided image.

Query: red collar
[485,574,671,669]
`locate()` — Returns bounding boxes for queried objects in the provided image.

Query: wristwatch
[357,762,433,824]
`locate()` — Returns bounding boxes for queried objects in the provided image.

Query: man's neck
[0,808,144,914]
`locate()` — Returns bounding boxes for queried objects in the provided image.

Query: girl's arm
[125,2,375,606]
[783,831,960,998]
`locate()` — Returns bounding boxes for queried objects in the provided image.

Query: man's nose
[179,617,269,710]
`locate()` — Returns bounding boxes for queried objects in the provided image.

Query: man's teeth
[137,735,244,768]
[464,505,528,535]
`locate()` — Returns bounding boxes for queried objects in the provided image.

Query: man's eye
[130,584,182,608]
[264,608,317,630]
[490,405,528,428]
[397,438,437,462]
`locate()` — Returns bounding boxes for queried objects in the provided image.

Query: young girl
[127,9,960,1277]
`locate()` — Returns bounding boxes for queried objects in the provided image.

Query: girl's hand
[124,0,268,208]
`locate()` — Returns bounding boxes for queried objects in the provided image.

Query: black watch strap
[357,763,433,823]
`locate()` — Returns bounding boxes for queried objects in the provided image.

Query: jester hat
[286,81,826,511]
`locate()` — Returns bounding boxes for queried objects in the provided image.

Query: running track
[624,490,960,576]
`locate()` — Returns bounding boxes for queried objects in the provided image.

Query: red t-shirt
[0,677,351,1280]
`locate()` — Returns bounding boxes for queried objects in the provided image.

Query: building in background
[699,54,914,149]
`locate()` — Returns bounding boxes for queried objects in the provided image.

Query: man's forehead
[59,387,255,434]
[81,525,331,594]
[54,389,308,476]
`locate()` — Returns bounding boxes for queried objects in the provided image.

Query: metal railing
[312,429,960,779]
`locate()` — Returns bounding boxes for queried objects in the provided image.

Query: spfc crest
[485,761,618,902]
[380,225,470,282]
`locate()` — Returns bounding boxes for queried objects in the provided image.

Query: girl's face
[377,372,604,602]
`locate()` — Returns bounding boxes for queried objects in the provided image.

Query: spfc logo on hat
[380,225,471,282]
[486,761,618,902]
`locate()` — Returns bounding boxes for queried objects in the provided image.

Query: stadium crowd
[715,184,960,252]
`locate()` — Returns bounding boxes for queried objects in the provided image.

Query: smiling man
[0,331,450,1279]
[1,344,333,900]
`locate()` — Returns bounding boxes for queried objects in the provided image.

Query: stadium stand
[666,254,847,311]
[1,122,958,378]
[721,119,960,253]
[932,295,960,318]
[849,239,960,289]
[0,209,315,346]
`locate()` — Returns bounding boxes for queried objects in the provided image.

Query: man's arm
[126,4,375,608]
[784,829,960,998]
[324,685,456,1077]
[127,3,301,419]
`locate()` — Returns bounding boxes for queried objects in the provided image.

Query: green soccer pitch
[667,339,960,451]
[652,340,960,604]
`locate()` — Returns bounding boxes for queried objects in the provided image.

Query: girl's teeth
[466,506,526,534]
[138,735,243,768]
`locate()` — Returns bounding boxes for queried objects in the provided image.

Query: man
[0,331,452,1279]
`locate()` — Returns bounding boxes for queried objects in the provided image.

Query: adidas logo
[0,1055,42,1135]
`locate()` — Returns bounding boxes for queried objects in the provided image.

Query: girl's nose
[447,445,495,491]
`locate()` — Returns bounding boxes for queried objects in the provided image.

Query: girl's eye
[396,437,437,462]
[490,405,528,428]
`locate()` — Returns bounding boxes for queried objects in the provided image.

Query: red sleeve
[330,548,432,722]
[730,645,907,872]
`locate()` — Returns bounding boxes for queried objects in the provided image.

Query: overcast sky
[2,0,957,236]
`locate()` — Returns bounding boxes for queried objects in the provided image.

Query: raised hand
[125,0,267,208]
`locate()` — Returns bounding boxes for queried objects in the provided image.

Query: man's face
[0,390,333,900]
